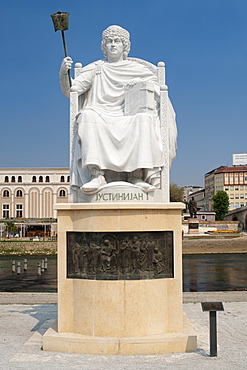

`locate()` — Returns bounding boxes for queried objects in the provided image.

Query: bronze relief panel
[67,231,173,280]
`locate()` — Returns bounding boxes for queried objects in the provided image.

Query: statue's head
[101,25,131,60]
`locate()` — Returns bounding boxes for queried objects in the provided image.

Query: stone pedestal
[188,218,199,234]
[43,203,197,354]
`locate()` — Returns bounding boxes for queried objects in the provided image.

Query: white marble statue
[59,25,177,196]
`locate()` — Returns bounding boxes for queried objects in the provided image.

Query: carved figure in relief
[80,243,89,274]
[132,237,140,271]
[100,239,117,272]
[147,237,156,271]
[59,25,177,194]
[88,243,101,272]
[139,237,149,271]
[72,244,80,273]
[153,247,164,274]
[120,237,131,273]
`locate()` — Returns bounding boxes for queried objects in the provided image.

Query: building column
[11,190,14,218]
[53,191,57,218]
[25,187,29,218]
[39,190,42,218]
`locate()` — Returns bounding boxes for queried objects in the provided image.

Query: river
[0,253,246,292]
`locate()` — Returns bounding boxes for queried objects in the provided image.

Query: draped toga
[60,59,177,188]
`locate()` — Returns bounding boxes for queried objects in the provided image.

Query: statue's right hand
[60,56,73,75]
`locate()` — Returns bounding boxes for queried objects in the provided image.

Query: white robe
[60,59,177,188]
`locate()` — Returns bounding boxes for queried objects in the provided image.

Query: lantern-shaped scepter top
[51,11,71,86]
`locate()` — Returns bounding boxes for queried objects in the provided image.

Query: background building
[0,168,70,220]
[183,185,204,204]
[204,166,247,211]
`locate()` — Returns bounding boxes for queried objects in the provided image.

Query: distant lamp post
[50,10,71,87]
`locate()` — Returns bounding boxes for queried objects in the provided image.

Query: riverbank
[0,240,57,256]
[0,235,247,255]
[183,234,247,254]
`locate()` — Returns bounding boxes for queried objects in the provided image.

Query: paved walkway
[0,294,246,369]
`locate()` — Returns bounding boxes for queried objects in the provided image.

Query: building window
[67,176,70,182]
[39,176,43,182]
[16,204,23,218]
[235,194,239,199]
[224,187,229,191]
[17,176,22,183]
[235,203,239,207]
[16,190,23,197]
[45,176,50,182]
[230,186,234,190]
[3,204,9,218]
[60,176,65,182]
[3,190,10,197]
[235,186,239,191]
[4,176,9,182]
[240,202,244,207]
[11,176,15,183]
[230,194,234,199]
[230,203,234,208]
[240,185,244,190]
[32,176,37,182]
[59,189,66,197]
[240,194,244,199]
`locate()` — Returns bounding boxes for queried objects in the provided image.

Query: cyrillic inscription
[95,192,149,202]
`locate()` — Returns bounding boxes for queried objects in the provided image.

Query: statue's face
[105,35,124,62]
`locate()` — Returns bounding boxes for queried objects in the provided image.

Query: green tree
[170,183,184,202]
[4,221,17,238]
[212,190,229,221]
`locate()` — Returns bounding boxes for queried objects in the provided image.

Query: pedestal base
[43,203,197,354]
[188,218,199,234]
[43,313,196,355]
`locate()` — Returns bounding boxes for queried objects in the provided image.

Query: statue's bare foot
[81,175,107,193]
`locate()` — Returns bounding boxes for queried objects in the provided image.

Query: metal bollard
[201,302,224,357]
[44,257,48,270]
[12,260,16,273]
[41,259,45,273]
[24,258,27,271]
[17,262,21,275]
[37,262,41,276]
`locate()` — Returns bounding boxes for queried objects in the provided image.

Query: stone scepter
[50,10,71,87]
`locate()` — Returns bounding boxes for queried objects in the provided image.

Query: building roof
[205,166,226,177]
[188,188,205,196]
[214,166,247,174]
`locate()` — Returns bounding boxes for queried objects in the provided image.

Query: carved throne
[69,58,174,203]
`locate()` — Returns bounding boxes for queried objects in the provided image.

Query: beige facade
[183,185,204,203]
[0,168,70,219]
[204,166,247,211]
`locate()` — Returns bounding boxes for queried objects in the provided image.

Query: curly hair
[101,25,131,60]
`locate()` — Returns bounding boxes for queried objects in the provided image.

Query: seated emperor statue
[59,25,176,194]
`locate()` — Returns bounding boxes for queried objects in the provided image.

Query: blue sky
[1,0,246,187]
